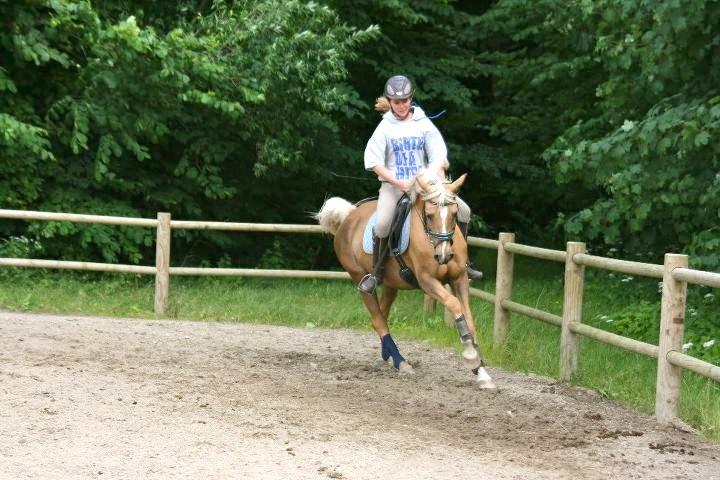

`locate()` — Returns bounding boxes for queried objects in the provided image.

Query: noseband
[419,188,457,248]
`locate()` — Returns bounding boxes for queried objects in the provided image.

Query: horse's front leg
[451,276,496,389]
[418,275,475,364]
[379,285,398,320]
[418,275,464,318]
[420,275,496,387]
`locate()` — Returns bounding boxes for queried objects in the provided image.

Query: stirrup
[357,273,378,294]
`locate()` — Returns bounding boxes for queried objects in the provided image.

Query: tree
[472,0,720,267]
[543,0,720,268]
[0,0,376,265]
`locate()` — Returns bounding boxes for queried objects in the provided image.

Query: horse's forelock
[411,170,440,194]
[412,171,457,204]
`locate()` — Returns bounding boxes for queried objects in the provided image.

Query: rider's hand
[395,179,410,192]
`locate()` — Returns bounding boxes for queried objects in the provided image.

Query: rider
[358,74,483,294]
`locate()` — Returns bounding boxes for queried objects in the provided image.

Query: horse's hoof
[398,361,415,374]
[475,366,496,389]
[375,359,391,369]
[476,379,497,389]
[462,348,481,370]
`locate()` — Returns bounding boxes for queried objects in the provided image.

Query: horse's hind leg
[379,286,398,320]
[356,286,410,372]
[379,287,412,372]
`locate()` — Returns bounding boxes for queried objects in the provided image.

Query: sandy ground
[1,311,719,480]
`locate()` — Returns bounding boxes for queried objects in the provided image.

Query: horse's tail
[315,197,356,235]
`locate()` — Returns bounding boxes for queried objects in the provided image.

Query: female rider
[358,74,483,294]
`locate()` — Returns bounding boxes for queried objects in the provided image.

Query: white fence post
[560,242,586,381]
[154,212,171,315]
[493,232,515,349]
[655,253,688,424]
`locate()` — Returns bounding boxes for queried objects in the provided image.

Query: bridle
[417,187,458,248]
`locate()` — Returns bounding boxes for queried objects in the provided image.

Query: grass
[0,256,718,442]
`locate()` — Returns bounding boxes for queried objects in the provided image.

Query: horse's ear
[447,173,467,193]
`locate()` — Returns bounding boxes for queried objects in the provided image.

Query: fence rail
[0,209,157,227]
[504,242,566,263]
[0,208,718,425]
[0,257,156,274]
[573,253,664,279]
[169,267,349,280]
[169,221,324,233]
[672,267,720,288]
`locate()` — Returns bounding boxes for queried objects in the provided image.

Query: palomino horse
[316,170,495,388]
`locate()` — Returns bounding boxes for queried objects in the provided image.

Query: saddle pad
[362,212,411,255]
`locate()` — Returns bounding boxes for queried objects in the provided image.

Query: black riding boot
[458,222,483,281]
[358,235,388,294]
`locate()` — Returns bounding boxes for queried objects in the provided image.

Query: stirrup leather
[357,235,388,294]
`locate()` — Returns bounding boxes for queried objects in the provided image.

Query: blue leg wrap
[381,334,405,369]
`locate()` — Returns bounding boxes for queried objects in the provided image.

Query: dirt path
[1,311,718,480]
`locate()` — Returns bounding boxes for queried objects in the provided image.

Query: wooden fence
[0,208,718,425]
[464,233,720,424]
[0,209,349,314]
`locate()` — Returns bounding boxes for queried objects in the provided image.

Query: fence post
[560,242,586,381]
[154,212,171,315]
[493,232,515,349]
[655,253,688,424]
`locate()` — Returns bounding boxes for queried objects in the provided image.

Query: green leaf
[695,131,710,147]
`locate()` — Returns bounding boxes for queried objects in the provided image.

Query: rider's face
[391,97,412,119]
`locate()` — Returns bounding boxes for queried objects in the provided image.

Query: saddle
[361,195,418,288]
[362,211,410,256]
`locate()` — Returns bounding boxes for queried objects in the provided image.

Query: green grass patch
[0,260,717,442]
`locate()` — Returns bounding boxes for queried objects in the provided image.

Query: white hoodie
[363,106,447,182]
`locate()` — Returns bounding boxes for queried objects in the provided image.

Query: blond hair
[374,96,391,113]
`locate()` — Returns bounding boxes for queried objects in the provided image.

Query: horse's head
[412,171,467,265]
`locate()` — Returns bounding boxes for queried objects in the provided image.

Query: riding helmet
[384,75,415,100]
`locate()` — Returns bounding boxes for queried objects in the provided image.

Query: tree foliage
[475,0,720,267]
[545,0,720,269]
[1,0,376,263]
[1,0,719,273]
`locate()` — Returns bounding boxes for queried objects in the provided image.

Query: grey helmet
[384,75,415,100]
